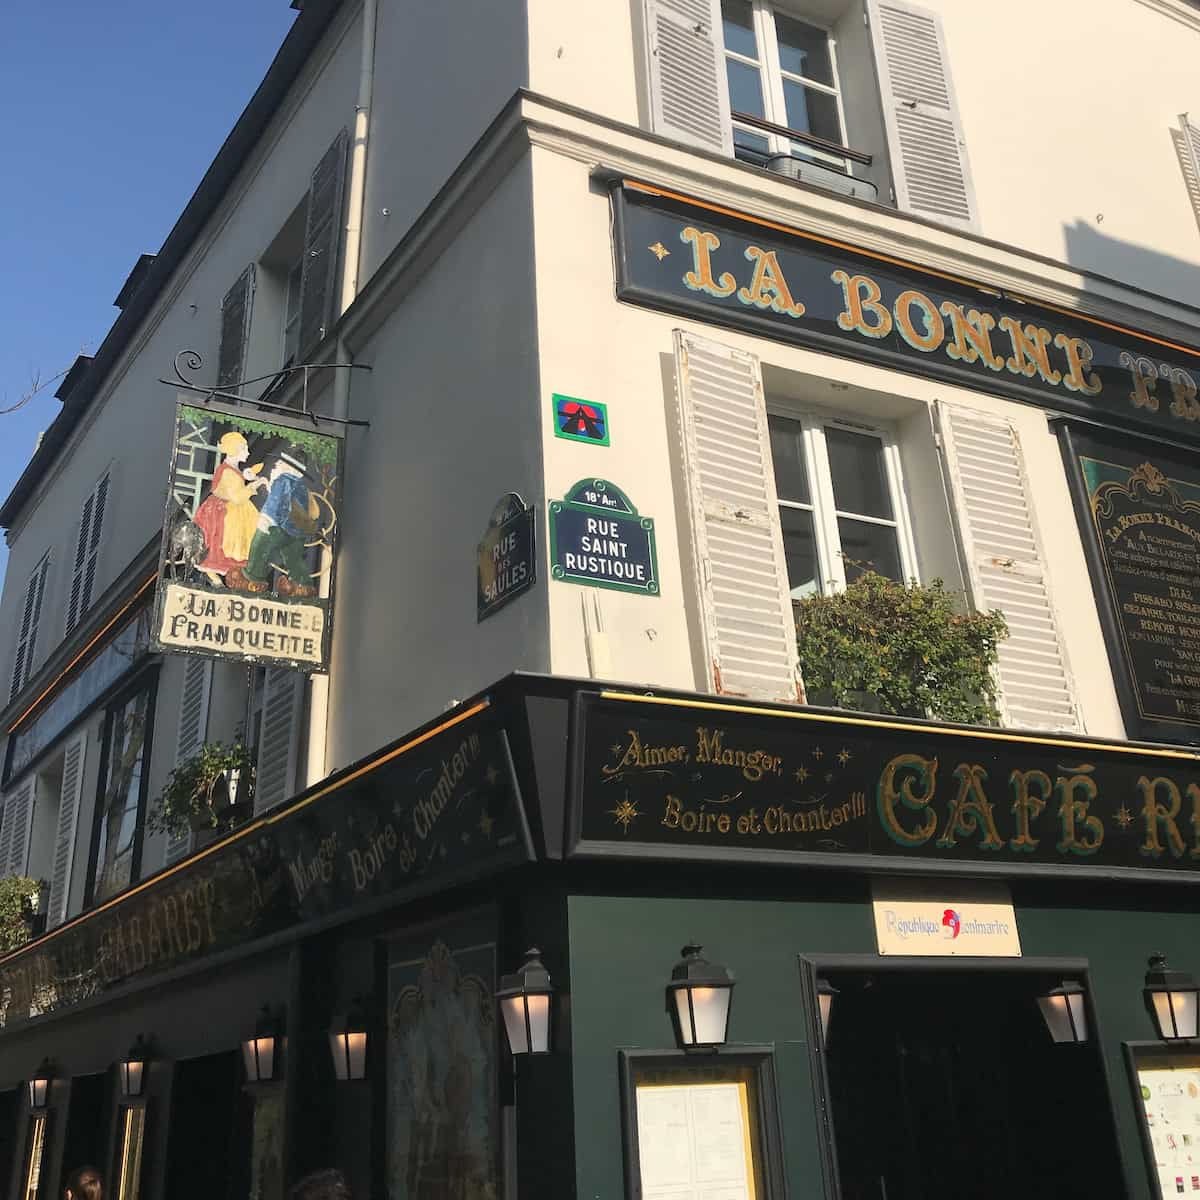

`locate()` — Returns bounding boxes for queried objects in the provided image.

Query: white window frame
[723,0,853,171]
[767,406,918,594]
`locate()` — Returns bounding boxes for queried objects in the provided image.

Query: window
[768,413,914,597]
[281,254,304,368]
[66,472,110,636]
[10,552,50,702]
[87,674,156,905]
[722,0,850,171]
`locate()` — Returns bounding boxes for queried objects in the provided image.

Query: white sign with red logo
[871,879,1021,957]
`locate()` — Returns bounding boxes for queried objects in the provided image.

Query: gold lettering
[680,227,736,298]
[936,763,1004,850]
[831,270,893,338]
[1055,765,1103,855]
[877,753,938,846]
[940,302,1004,369]
[1053,334,1102,395]
[1165,365,1200,422]
[1119,351,1161,411]
[893,289,944,352]
[1138,775,1187,859]
[737,246,805,316]
[998,318,1062,384]
[1009,768,1051,852]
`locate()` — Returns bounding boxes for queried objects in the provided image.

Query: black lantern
[1038,981,1089,1043]
[329,1000,369,1081]
[496,948,553,1056]
[666,943,734,1050]
[28,1059,53,1111]
[1144,954,1200,1041]
[816,978,839,1046]
[120,1035,151,1098]
[242,1006,282,1083]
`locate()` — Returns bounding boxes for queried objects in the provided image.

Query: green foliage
[148,740,254,841]
[180,406,339,468]
[794,572,1008,725]
[0,876,39,954]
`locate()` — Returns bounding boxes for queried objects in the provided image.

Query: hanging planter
[149,741,254,841]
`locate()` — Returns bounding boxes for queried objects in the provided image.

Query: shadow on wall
[1063,129,1200,309]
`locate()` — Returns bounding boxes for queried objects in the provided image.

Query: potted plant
[148,740,254,842]
[0,876,40,953]
[794,571,1008,725]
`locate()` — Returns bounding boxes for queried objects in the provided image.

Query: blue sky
[0,2,298,585]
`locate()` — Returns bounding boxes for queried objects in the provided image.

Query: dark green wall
[568,880,1198,1200]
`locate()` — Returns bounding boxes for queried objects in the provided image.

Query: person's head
[287,1169,351,1200]
[217,431,249,464]
[65,1165,102,1200]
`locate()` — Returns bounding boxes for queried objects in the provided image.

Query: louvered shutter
[217,264,256,392]
[0,776,36,878]
[46,733,86,928]
[166,656,213,866]
[642,0,733,156]
[81,473,108,615]
[936,403,1080,732]
[673,330,803,702]
[255,668,303,813]
[1176,114,1200,231]
[66,474,108,635]
[298,129,349,357]
[10,554,49,702]
[866,0,978,230]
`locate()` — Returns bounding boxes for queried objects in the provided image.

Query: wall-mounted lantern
[28,1059,53,1111]
[1038,981,1089,1043]
[666,943,734,1051]
[120,1035,152,1098]
[242,1006,282,1084]
[496,948,553,1056]
[1144,954,1200,1041]
[816,978,839,1046]
[329,1001,369,1081]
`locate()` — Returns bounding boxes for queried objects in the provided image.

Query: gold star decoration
[1115,804,1133,829]
[649,242,670,261]
[812,746,824,760]
[610,795,640,833]
[484,762,500,787]
[478,810,495,838]
[837,748,851,766]
[794,766,809,783]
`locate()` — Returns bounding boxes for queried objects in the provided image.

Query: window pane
[782,80,842,144]
[733,126,771,164]
[774,14,834,85]
[838,518,902,582]
[768,415,811,503]
[722,0,758,58]
[93,687,151,903]
[726,59,765,118]
[826,428,894,519]
[781,507,821,599]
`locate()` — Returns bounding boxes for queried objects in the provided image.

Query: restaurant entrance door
[823,967,1125,1200]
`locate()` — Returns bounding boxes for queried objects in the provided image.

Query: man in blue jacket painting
[242,451,316,596]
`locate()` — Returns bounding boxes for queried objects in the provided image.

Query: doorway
[821,966,1125,1200]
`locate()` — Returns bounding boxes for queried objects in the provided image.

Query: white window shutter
[0,776,37,878]
[10,554,49,703]
[46,732,86,928]
[673,330,803,703]
[642,0,733,156]
[66,474,109,636]
[255,669,304,814]
[165,656,213,866]
[936,402,1081,732]
[1176,114,1200,231]
[866,0,978,230]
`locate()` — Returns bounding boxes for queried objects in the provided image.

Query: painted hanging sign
[477,493,536,621]
[549,479,659,595]
[151,398,343,672]
[569,690,1200,882]
[553,394,610,446]
[1058,422,1200,745]
[611,180,1200,446]
[0,700,531,1031]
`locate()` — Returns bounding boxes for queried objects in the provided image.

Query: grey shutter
[217,264,256,391]
[297,129,350,358]
[1176,114,1200,232]
[255,668,304,813]
[1,776,36,878]
[673,330,803,702]
[936,403,1081,732]
[66,488,95,635]
[80,473,109,616]
[866,0,978,230]
[642,0,733,156]
[46,732,86,928]
[10,554,49,702]
[166,656,213,866]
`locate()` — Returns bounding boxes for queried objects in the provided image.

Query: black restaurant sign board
[611,181,1200,446]
[1059,423,1200,745]
[0,702,531,1030]
[571,691,1200,881]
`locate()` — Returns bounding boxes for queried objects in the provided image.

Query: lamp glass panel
[500,996,530,1055]
[346,1031,368,1079]
[525,994,550,1054]
[27,1079,46,1110]
[329,1033,349,1082]
[123,1059,145,1097]
[1066,992,1089,1042]
[683,986,731,1046]
[818,991,834,1043]
[255,1036,276,1081]
[1158,989,1200,1039]
[241,1040,258,1081]
[1038,995,1074,1043]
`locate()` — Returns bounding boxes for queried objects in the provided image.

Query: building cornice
[1132,0,1200,34]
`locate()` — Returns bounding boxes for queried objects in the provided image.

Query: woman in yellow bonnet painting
[193,430,266,586]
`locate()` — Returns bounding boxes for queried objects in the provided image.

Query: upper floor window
[9,552,50,703]
[66,471,110,636]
